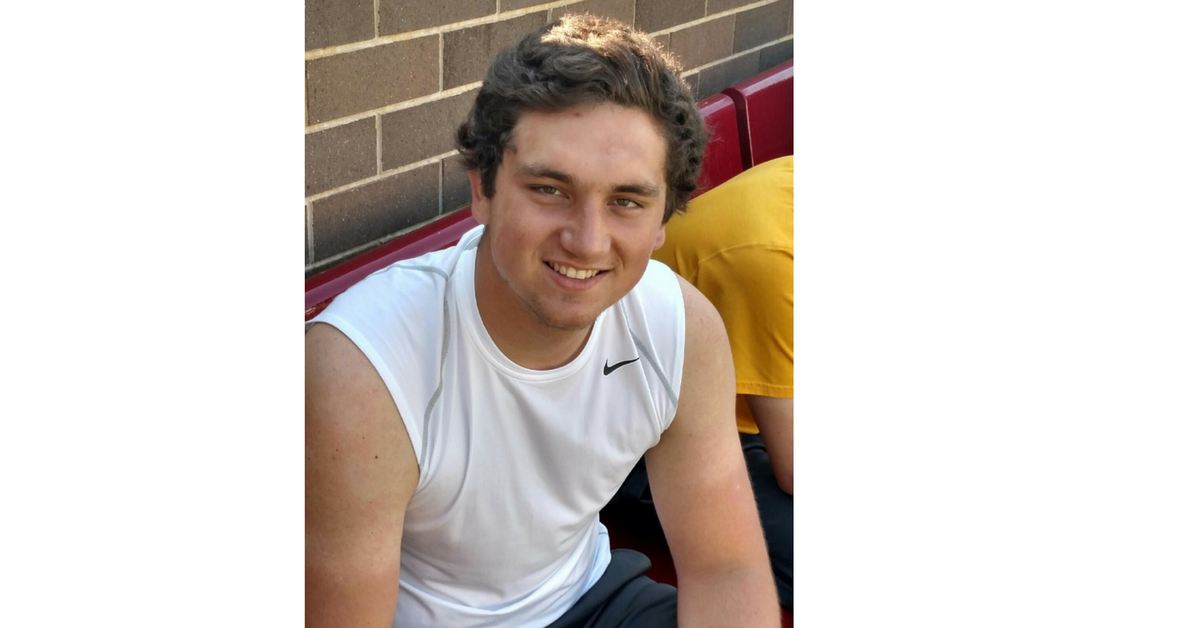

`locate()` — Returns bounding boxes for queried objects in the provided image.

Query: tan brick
[653,33,670,57]
[443,12,549,89]
[501,0,549,9]
[379,0,494,37]
[306,36,439,124]
[758,39,793,72]
[442,156,473,213]
[380,88,478,171]
[696,52,760,99]
[733,0,792,53]
[311,164,440,259]
[306,117,378,197]
[707,0,758,14]
[669,16,735,70]
[635,0,703,32]
[306,0,375,50]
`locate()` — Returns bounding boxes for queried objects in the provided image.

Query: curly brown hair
[455,14,708,223]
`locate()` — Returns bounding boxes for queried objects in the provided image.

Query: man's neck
[473,238,593,371]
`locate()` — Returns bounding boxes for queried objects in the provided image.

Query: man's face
[469,103,669,333]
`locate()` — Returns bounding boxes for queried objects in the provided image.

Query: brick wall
[305,0,794,275]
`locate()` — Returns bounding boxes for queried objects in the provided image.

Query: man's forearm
[677,563,780,627]
[746,395,794,495]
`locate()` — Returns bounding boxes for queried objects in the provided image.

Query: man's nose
[561,198,609,260]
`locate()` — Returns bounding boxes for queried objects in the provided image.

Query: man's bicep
[306,323,418,628]
[645,278,767,574]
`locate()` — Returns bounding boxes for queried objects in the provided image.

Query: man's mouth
[548,262,602,280]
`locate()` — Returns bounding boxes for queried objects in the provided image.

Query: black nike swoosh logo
[603,357,640,376]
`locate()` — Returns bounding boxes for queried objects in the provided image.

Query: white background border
[2,0,1197,625]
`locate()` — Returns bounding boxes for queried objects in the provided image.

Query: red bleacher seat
[722,60,794,170]
[693,93,745,197]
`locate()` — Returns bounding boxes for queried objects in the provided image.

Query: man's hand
[306,323,418,628]
[745,395,793,495]
[645,277,780,627]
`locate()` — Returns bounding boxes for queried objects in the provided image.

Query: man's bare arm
[306,323,418,628]
[745,395,793,495]
[645,276,779,627]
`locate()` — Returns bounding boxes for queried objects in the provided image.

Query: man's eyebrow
[516,163,575,186]
[613,182,661,198]
[517,162,661,198]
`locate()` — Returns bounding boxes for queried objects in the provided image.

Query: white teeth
[551,262,598,279]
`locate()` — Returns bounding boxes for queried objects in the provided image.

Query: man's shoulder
[335,224,483,308]
[307,243,472,407]
[355,244,464,294]
[304,325,408,442]
[318,241,472,328]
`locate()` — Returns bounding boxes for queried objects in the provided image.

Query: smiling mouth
[547,261,603,280]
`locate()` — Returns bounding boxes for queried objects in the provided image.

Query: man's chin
[534,308,599,333]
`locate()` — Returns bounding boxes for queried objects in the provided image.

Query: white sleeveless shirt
[311,225,686,628]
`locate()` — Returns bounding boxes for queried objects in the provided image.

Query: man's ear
[652,224,667,250]
[467,170,490,225]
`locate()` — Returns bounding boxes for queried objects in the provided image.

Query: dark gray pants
[545,549,677,628]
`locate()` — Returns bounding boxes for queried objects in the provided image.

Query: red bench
[693,92,745,197]
[723,59,793,170]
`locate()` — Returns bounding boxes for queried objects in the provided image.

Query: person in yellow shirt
[605,155,793,607]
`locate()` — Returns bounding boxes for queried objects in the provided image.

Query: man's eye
[614,198,642,209]
[534,186,564,196]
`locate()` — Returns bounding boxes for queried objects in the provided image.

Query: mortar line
[374,0,380,38]
[649,0,778,36]
[438,160,445,215]
[306,202,315,265]
[439,33,444,92]
[305,0,581,60]
[376,114,383,175]
[679,34,792,77]
[306,81,482,134]
[305,149,460,204]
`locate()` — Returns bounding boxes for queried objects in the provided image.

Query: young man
[606,156,795,608]
[305,15,778,628]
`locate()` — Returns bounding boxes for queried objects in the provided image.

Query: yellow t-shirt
[653,156,793,434]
